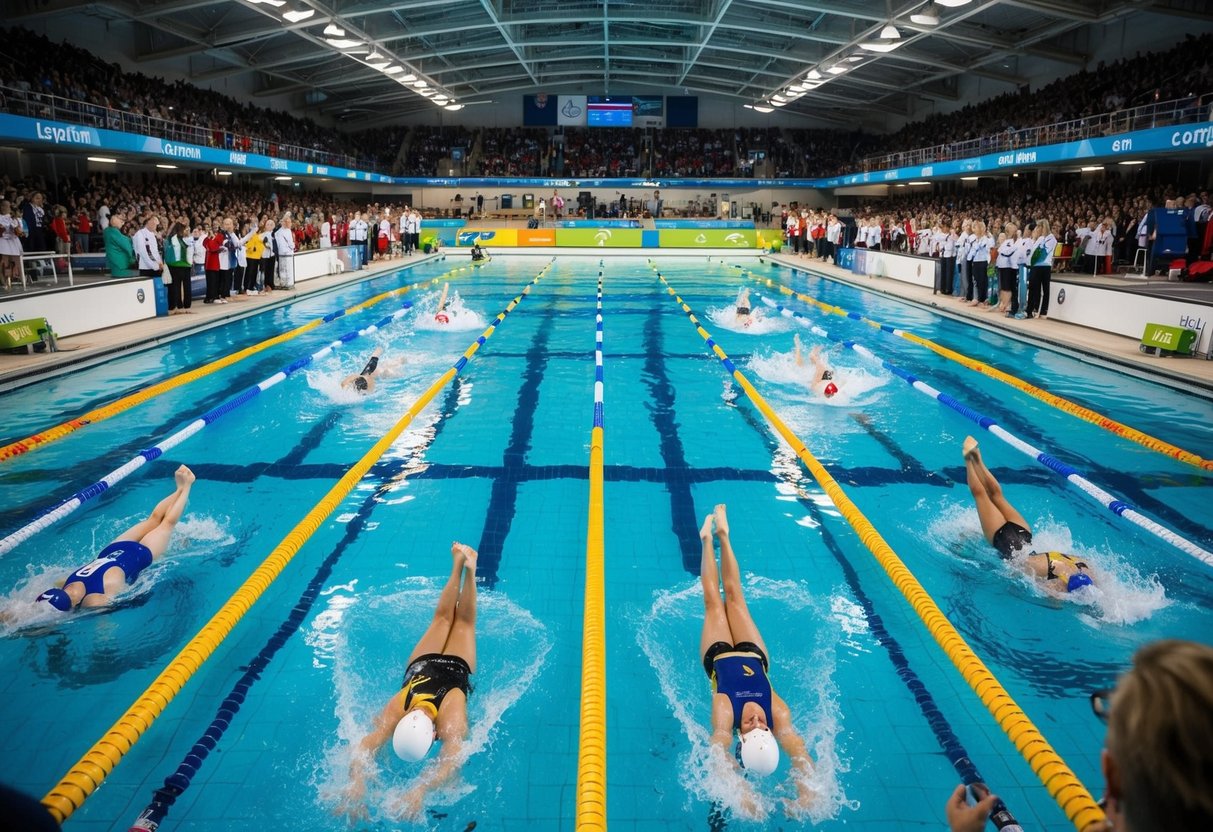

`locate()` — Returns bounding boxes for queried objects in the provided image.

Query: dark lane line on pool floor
[640,290,703,574]
[474,280,560,587]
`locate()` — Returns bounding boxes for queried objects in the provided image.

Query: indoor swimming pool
[1,253,1210,831]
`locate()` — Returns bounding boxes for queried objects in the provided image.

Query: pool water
[0,254,1210,831]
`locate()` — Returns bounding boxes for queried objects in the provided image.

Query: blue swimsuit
[711,651,775,730]
[37,541,154,611]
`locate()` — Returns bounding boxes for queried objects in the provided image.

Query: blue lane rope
[752,289,1213,568]
[0,301,415,558]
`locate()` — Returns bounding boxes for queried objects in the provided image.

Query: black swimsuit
[736,306,751,315]
[400,653,472,715]
[992,521,1033,560]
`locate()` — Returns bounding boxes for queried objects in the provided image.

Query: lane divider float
[1,301,417,558]
[651,267,1105,832]
[40,260,554,825]
[576,267,607,832]
[0,261,473,462]
[743,263,1213,472]
[756,293,1213,569]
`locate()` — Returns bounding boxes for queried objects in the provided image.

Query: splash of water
[415,289,487,332]
[748,347,888,408]
[705,304,791,336]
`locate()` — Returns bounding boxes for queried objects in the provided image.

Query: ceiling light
[845,55,864,62]
[936,0,972,6]
[249,0,286,5]
[418,89,435,97]
[323,23,344,36]
[807,69,822,80]
[1118,160,1146,166]
[326,38,363,49]
[788,84,806,93]
[860,40,900,52]
[743,104,754,110]
[908,181,931,185]
[753,105,774,113]
[366,51,383,61]
[784,92,804,100]
[282,9,315,22]
[879,24,901,40]
[910,5,940,25]
[769,100,786,107]
[895,183,906,188]
[274,175,293,181]
[1081,166,1104,172]
[217,170,233,176]
[367,61,389,70]
[961,175,979,181]
[433,97,449,105]
[88,156,117,163]
[400,73,416,82]
[803,82,823,90]
[826,65,848,74]
[155,164,177,169]
[413,80,428,88]
[444,103,464,111]
[384,65,404,74]
[771,94,787,103]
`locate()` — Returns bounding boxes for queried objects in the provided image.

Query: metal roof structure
[13,0,1211,126]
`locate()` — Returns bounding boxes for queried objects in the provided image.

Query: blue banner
[419,219,468,227]
[654,219,755,229]
[834,247,856,271]
[5,111,1210,190]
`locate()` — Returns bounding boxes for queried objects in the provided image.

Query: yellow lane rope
[41,262,553,824]
[576,271,607,831]
[748,264,1213,471]
[656,270,1106,832]
[1,262,475,462]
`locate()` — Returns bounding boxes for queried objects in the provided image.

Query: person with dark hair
[163,220,193,314]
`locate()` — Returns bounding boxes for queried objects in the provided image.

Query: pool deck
[0,253,443,391]
[765,252,1213,397]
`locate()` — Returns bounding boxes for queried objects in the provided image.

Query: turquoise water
[0,254,1210,831]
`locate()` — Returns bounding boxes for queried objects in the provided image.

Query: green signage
[659,229,757,248]
[1140,323,1196,354]
[555,228,644,247]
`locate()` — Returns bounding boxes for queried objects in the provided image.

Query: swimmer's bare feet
[175,465,196,488]
[700,514,715,543]
[713,504,730,538]
[453,542,477,575]
[962,436,979,461]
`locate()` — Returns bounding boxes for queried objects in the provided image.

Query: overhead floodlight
[155,164,177,169]
[274,175,293,181]
[879,24,901,39]
[445,103,464,111]
[769,100,786,107]
[326,38,363,48]
[771,94,787,103]
[784,92,804,100]
[806,69,822,80]
[859,41,900,52]
[1081,165,1104,172]
[910,4,940,25]
[400,73,417,82]
[787,84,806,93]
[826,65,847,74]
[753,105,774,113]
[87,156,117,163]
[1118,160,1145,166]
[367,61,390,70]
[282,9,315,22]
[248,0,286,6]
[845,55,864,62]
[743,104,754,110]
[217,170,233,176]
[323,23,344,36]
[383,65,404,74]
[961,175,979,180]
[418,89,435,97]
[907,180,931,185]
[414,79,428,88]
[935,0,972,6]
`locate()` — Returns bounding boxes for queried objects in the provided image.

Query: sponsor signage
[556,228,643,247]
[659,229,756,248]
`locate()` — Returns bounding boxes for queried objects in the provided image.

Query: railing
[851,93,1213,173]
[0,85,378,172]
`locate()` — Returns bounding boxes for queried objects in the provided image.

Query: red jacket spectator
[203,231,224,271]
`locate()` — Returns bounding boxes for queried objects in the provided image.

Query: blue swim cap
[37,588,73,611]
[1067,573,1094,593]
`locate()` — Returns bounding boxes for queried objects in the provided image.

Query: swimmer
[338,543,478,821]
[470,244,487,262]
[35,465,194,612]
[793,334,840,398]
[735,287,754,327]
[699,505,814,814]
[434,282,451,324]
[339,346,405,394]
[962,436,1095,594]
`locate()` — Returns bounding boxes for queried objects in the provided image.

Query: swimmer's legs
[112,466,193,553]
[963,437,1029,542]
[699,513,731,661]
[407,543,464,664]
[714,505,770,659]
[442,544,477,673]
[136,466,195,560]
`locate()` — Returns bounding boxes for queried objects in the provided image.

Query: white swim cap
[739,727,780,776]
[392,710,436,762]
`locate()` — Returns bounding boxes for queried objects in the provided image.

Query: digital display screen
[587,96,633,127]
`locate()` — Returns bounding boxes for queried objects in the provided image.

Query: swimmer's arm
[709,695,734,750]
[772,694,814,813]
[337,696,399,820]
[396,698,467,818]
[339,374,357,389]
[793,334,804,366]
